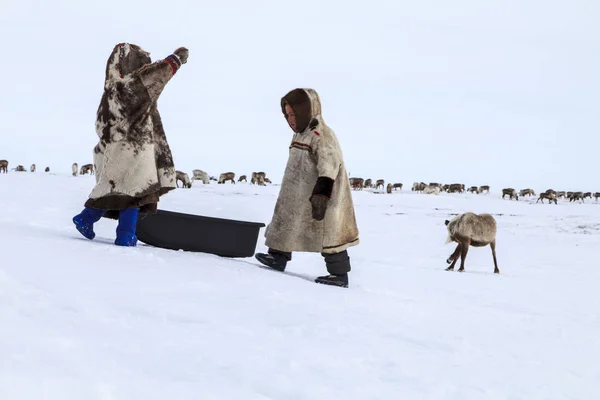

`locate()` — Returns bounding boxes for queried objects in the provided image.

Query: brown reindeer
[251,172,266,186]
[594,192,600,201]
[0,160,8,173]
[386,183,393,194]
[447,183,464,193]
[393,183,403,191]
[479,185,490,194]
[569,192,584,203]
[72,163,78,176]
[45,167,50,172]
[238,175,247,183]
[349,177,364,190]
[364,179,373,189]
[467,186,479,194]
[30,164,36,172]
[80,164,94,175]
[583,192,593,199]
[502,188,518,200]
[218,172,236,184]
[537,191,557,204]
[519,188,535,197]
[544,189,556,196]
[16,165,26,172]
[375,179,385,190]
[445,212,499,274]
[175,171,192,188]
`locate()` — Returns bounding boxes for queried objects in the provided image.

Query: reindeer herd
[502,188,600,203]
[175,170,272,189]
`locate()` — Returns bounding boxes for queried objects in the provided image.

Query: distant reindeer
[544,189,556,196]
[349,177,364,190]
[218,172,236,184]
[175,171,192,188]
[0,160,8,173]
[192,169,210,184]
[364,179,373,189]
[423,185,441,195]
[447,183,464,193]
[583,192,593,199]
[479,185,490,194]
[386,183,393,194]
[445,212,499,274]
[30,164,36,172]
[238,175,247,183]
[537,191,557,204]
[412,182,427,192]
[569,192,584,203]
[251,172,266,186]
[594,192,600,201]
[566,191,574,199]
[80,164,94,175]
[45,167,50,172]
[393,183,403,191]
[467,186,479,194]
[502,188,518,200]
[375,179,385,190]
[72,163,78,176]
[519,188,536,197]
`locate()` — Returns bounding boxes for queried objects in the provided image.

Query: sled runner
[136,209,265,257]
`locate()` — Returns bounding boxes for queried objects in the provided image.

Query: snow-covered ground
[1,172,599,399]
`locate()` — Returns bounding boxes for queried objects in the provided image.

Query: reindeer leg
[490,240,499,274]
[457,239,471,272]
[446,243,461,271]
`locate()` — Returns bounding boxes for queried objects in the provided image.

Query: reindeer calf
[445,212,499,274]
[479,185,490,194]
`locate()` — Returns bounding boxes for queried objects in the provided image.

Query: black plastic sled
[136,209,265,258]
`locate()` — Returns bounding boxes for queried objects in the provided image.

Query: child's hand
[310,195,329,221]
[173,47,189,64]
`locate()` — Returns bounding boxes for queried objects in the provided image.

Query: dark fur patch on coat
[281,89,312,133]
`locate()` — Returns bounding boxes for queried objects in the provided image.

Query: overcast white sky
[1,0,598,190]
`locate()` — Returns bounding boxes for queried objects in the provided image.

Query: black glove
[310,177,335,221]
[310,195,329,221]
[173,47,189,64]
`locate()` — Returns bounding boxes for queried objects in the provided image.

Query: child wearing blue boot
[73,43,189,246]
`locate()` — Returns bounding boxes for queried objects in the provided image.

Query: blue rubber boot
[73,207,106,240]
[115,208,139,247]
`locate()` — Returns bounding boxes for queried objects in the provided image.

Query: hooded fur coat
[264,88,359,254]
[85,43,181,218]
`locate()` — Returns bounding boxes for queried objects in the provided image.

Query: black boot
[255,250,291,272]
[315,273,349,288]
[316,251,351,288]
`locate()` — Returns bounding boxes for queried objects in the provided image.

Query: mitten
[310,195,329,221]
[173,47,189,64]
[310,177,335,221]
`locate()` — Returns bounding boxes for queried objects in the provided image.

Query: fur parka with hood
[264,88,359,254]
[84,43,186,219]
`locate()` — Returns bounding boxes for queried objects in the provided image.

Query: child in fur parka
[72,43,188,246]
[255,88,359,288]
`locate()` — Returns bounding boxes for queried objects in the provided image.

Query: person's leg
[315,250,351,288]
[255,249,291,272]
[72,207,107,240]
[114,208,139,247]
